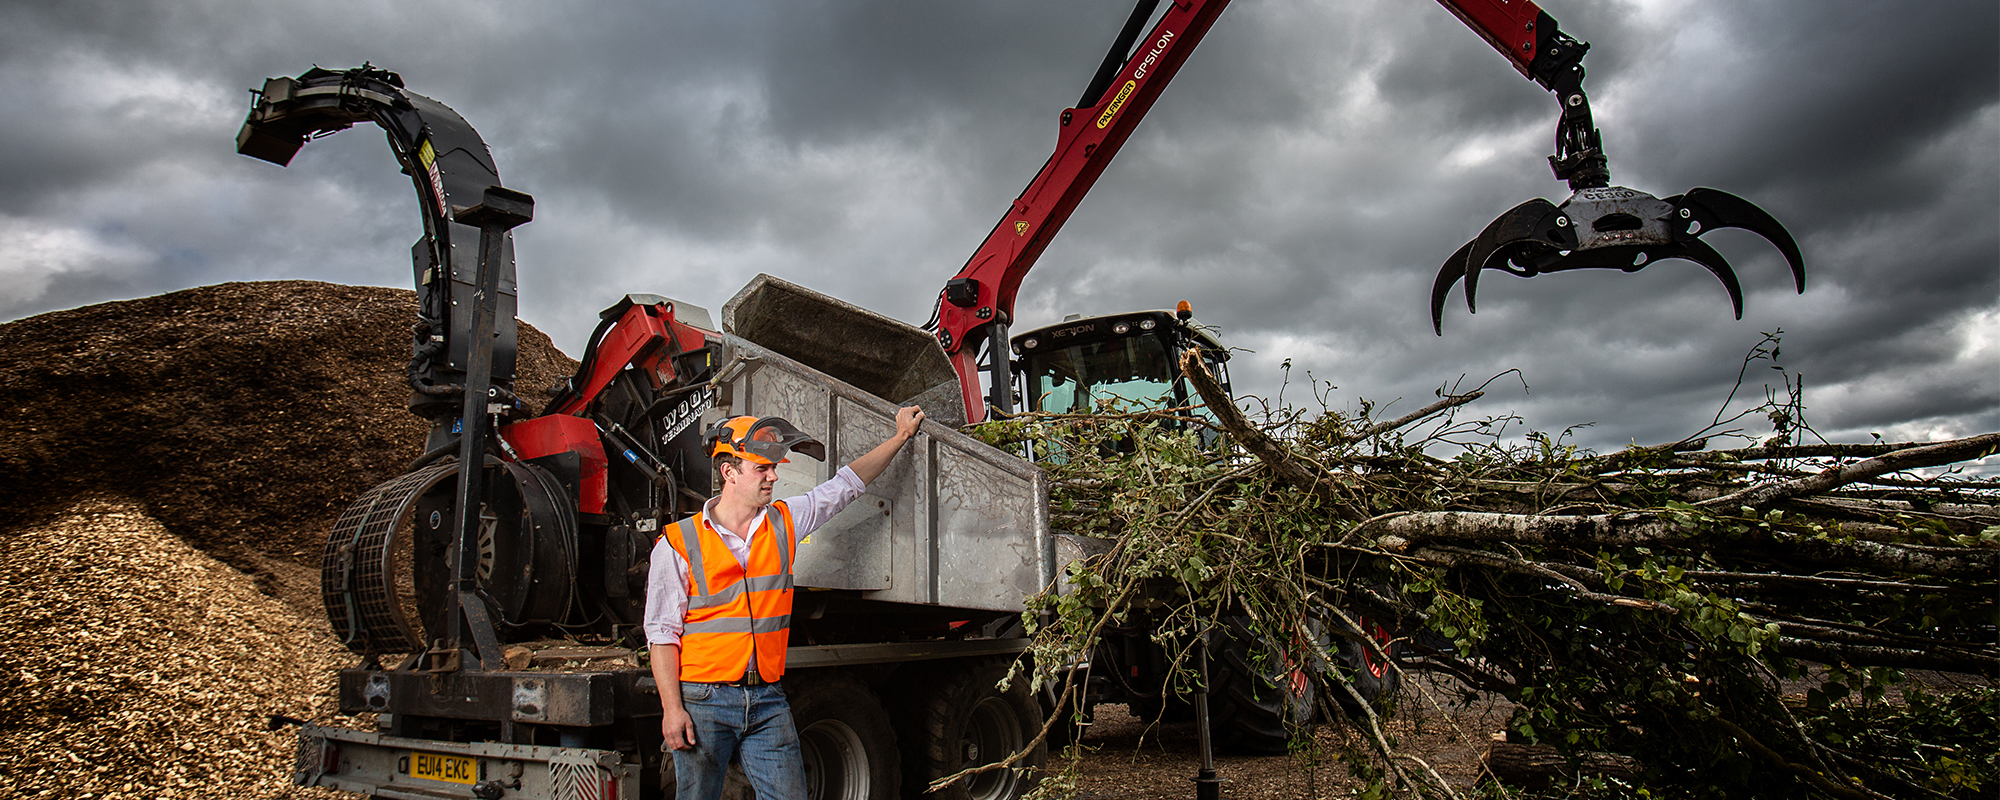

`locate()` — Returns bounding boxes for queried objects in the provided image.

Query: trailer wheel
[903,658,1045,800]
[1208,615,1314,755]
[786,672,900,800]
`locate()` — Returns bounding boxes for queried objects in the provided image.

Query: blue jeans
[673,681,806,800]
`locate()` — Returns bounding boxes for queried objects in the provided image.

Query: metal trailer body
[714,274,1055,611]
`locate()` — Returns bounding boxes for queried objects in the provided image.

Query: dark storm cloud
[1,0,1993,459]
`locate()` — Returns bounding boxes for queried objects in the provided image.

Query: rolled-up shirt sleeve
[643,541,690,646]
[783,465,867,536]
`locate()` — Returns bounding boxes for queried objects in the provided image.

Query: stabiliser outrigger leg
[1429,2,1806,334]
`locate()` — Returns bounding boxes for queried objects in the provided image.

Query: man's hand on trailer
[847,406,924,485]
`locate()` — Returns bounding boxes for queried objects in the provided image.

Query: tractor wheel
[900,658,1046,800]
[785,671,900,800]
[1324,612,1402,718]
[1207,616,1314,755]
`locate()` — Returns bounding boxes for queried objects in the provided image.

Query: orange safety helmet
[704,416,826,465]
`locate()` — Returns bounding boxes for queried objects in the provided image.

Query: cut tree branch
[1679,441,1930,462]
[1685,570,1983,595]
[1698,433,2000,511]
[1180,350,1344,512]
[1411,545,1676,613]
[1770,636,1998,673]
[1711,716,1890,800]
[1342,391,1485,445]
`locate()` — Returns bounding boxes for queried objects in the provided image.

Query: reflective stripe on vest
[663,503,796,683]
[681,615,794,635]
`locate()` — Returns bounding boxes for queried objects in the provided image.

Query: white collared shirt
[643,466,866,646]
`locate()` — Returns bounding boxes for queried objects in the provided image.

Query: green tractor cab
[1012,306,1230,419]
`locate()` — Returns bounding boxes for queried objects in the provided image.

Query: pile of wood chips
[0,500,347,799]
[0,282,582,799]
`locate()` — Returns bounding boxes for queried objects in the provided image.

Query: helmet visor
[717,417,826,464]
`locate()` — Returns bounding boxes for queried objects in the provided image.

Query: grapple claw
[1669,188,1805,293]
[1459,197,1574,312]
[1431,184,1803,333]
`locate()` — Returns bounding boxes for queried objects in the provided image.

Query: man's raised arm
[846,406,923,485]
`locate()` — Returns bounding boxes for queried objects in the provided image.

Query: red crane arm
[933,0,1580,423]
[1435,0,1546,78]
[934,0,1232,423]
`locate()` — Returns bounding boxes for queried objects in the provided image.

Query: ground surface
[0,499,346,800]
[1066,696,1512,799]
[0,282,1514,799]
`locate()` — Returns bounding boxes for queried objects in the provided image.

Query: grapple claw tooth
[1674,188,1805,293]
[1431,239,1474,335]
[1537,242,1745,317]
[1462,198,1570,314]
[1669,238,1746,319]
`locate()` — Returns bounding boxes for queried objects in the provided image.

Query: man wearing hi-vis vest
[645,406,924,800]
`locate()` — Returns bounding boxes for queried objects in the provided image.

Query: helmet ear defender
[704,416,827,465]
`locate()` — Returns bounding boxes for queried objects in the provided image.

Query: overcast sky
[3,0,1995,461]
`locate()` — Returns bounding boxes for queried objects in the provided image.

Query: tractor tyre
[1324,612,1402,719]
[1207,616,1314,755]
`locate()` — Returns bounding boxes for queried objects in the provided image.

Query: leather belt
[698,666,768,687]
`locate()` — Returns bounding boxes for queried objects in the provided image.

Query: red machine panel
[500,414,608,514]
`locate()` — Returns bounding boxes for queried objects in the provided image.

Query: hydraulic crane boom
[932,0,1803,424]
[931,0,1230,424]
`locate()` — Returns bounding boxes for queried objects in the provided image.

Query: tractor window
[1024,332,1176,414]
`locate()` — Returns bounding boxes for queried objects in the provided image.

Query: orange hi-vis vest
[661,502,796,683]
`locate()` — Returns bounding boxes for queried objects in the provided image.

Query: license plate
[410,750,477,784]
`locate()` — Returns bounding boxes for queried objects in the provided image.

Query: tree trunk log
[1698,433,2000,511]
[1369,511,1995,578]
[1483,741,1641,786]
